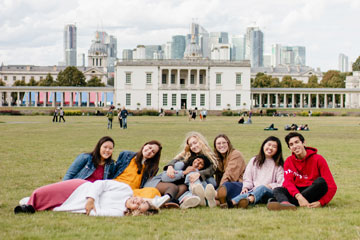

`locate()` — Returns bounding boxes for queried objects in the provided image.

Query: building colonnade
[0,87,114,108]
[160,67,208,89]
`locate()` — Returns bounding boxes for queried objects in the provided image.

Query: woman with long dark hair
[63,136,115,182]
[229,136,284,208]
[113,140,163,198]
[213,134,246,207]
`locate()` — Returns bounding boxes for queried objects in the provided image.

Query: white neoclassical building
[114,59,251,111]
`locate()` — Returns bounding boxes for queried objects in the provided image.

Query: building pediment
[83,67,106,75]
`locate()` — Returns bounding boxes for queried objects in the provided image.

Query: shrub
[222,111,233,116]
[164,110,174,116]
[320,112,335,116]
[266,109,277,116]
[0,109,22,115]
[311,112,321,116]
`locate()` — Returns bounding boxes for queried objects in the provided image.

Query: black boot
[14,205,35,214]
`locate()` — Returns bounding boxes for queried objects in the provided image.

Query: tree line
[0,66,105,87]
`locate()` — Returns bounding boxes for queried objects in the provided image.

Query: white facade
[345,71,360,108]
[114,60,251,110]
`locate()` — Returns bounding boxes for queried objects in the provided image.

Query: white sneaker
[19,197,30,205]
[205,184,216,208]
[151,195,170,208]
[180,196,200,209]
[191,184,206,206]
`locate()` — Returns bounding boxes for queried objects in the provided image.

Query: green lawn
[0,115,359,240]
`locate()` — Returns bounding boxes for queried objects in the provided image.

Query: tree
[57,66,86,86]
[27,77,39,86]
[306,75,319,88]
[87,76,105,87]
[320,70,345,88]
[280,75,304,88]
[39,73,57,86]
[252,73,280,88]
[352,56,360,71]
[107,77,114,86]
[0,78,5,86]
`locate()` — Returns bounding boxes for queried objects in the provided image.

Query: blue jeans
[107,119,112,129]
[221,181,243,199]
[122,118,127,129]
[178,177,216,202]
[232,185,273,205]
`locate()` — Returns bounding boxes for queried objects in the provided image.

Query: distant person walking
[59,107,65,123]
[120,107,129,129]
[117,108,123,128]
[52,108,59,122]
[106,107,114,129]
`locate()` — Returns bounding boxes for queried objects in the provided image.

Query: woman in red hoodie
[267,132,337,210]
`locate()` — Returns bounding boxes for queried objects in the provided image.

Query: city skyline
[0,0,359,71]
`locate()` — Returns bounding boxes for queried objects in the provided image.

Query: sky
[0,0,359,71]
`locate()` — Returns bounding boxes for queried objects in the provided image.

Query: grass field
[0,115,359,240]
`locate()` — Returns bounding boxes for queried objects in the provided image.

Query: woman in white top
[14,179,159,217]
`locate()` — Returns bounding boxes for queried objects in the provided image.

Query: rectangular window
[146,93,151,106]
[4,76,7,81]
[126,93,131,106]
[40,76,43,80]
[146,73,152,84]
[13,76,16,81]
[200,75,204,84]
[190,75,195,84]
[236,74,242,85]
[216,73,221,85]
[216,94,221,106]
[200,94,205,106]
[171,74,175,84]
[162,74,167,84]
[163,94,168,106]
[126,73,131,84]
[172,94,177,106]
[22,76,25,81]
[236,94,241,106]
[191,94,196,106]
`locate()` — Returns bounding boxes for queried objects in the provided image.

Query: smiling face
[188,136,202,154]
[125,197,149,213]
[288,136,307,159]
[215,137,229,155]
[192,158,205,170]
[263,140,278,159]
[99,141,114,161]
[142,144,159,160]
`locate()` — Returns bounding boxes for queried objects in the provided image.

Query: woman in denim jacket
[112,140,163,199]
[63,136,115,182]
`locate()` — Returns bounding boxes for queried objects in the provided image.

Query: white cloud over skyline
[0,0,358,71]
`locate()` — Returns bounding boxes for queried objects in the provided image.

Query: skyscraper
[245,27,263,67]
[231,35,246,61]
[171,35,186,59]
[64,24,77,66]
[339,53,349,72]
[271,44,281,66]
[272,44,306,66]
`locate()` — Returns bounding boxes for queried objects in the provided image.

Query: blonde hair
[125,201,159,216]
[174,131,218,169]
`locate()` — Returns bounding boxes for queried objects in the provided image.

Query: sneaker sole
[192,184,206,206]
[205,185,216,208]
[180,197,200,209]
[267,202,297,211]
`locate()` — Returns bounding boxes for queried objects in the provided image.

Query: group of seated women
[14,132,286,217]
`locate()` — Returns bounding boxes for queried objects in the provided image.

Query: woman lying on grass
[63,136,115,182]
[228,136,284,208]
[14,180,160,217]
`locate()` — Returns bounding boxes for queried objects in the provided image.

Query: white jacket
[53,180,133,217]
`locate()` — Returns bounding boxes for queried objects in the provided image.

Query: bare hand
[189,172,200,183]
[296,194,310,207]
[183,166,196,175]
[85,198,96,215]
[241,188,248,194]
[166,166,176,178]
[308,201,321,208]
